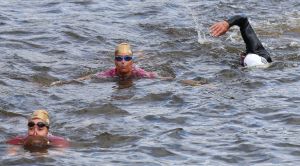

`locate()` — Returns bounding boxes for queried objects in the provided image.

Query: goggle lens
[115,56,132,61]
[28,121,48,128]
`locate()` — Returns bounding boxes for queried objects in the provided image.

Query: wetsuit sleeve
[226,15,272,62]
[48,136,69,148]
[6,136,25,145]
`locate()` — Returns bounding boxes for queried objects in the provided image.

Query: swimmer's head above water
[23,109,51,151]
[243,53,268,67]
[114,43,134,78]
[27,109,50,137]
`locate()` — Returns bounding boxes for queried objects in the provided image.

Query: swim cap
[244,53,268,67]
[115,43,132,56]
[29,109,50,126]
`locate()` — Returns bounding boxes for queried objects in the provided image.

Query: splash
[183,2,211,44]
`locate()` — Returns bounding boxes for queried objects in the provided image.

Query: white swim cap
[244,53,268,67]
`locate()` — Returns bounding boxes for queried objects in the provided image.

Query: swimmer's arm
[156,76,175,80]
[73,74,94,81]
[50,74,94,86]
[210,15,247,37]
[48,135,70,148]
[225,15,248,28]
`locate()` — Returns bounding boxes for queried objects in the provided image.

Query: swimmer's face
[27,118,49,137]
[115,54,133,75]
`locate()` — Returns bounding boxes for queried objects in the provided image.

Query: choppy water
[1,0,300,165]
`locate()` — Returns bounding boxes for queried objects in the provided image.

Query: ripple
[290,151,300,156]
[69,0,96,5]
[262,113,299,124]
[0,30,34,36]
[2,156,56,166]
[241,80,265,89]
[31,66,51,72]
[137,91,174,102]
[140,146,176,158]
[159,128,185,139]
[95,132,140,148]
[0,109,24,118]
[216,69,244,80]
[0,99,14,110]
[163,27,197,38]
[7,73,30,82]
[75,103,130,116]
[212,155,244,164]
[144,115,187,125]
[266,62,297,70]
[61,30,88,41]
[283,117,300,125]
[273,143,300,148]
[30,72,58,86]
[0,80,8,86]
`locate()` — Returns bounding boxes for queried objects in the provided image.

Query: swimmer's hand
[210,20,229,37]
[180,79,208,86]
[157,76,175,81]
[50,80,65,86]
[50,80,84,86]
[73,75,92,81]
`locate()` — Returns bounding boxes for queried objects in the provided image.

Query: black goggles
[115,56,132,62]
[28,121,49,128]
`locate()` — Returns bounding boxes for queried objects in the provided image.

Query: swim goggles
[115,56,133,61]
[28,121,49,128]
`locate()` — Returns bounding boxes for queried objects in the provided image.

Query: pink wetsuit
[7,135,69,148]
[94,66,158,79]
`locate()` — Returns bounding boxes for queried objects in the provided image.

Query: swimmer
[51,43,173,86]
[6,109,69,153]
[210,14,272,67]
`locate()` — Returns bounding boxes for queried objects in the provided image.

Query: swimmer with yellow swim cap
[7,109,69,152]
[210,14,272,67]
[84,43,159,79]
[27,109,50,137]
[51,42,173,86]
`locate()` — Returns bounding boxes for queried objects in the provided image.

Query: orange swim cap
[29,109,50,126]
[115,43,132,56]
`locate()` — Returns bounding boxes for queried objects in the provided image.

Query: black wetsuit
[226,15,272,63]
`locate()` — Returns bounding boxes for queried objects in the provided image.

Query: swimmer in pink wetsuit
[94,65,158,79]
[6,109,69,153]
[93,43,158,80]
[51,42,171,86]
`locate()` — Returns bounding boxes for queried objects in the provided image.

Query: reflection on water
[115,79,134,89]
[0,0,300,165]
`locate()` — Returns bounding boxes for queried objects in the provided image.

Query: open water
[0,0,300,165]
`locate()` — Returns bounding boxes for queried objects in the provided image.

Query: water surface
[1,0,300,165]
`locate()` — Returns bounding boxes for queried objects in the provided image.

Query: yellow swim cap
[29,109,50,126]
[115,43,132,56]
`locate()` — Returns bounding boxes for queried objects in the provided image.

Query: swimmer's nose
[33,128,38,136]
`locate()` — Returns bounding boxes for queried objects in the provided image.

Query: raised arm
[210,15,272,63]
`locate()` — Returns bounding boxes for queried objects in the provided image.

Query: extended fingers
[210,21,229,37]
[210,24,222,36]
[50,81,62,86]
[210,22,224,37]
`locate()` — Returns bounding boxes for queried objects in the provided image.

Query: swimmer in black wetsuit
[210,15,272,67]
